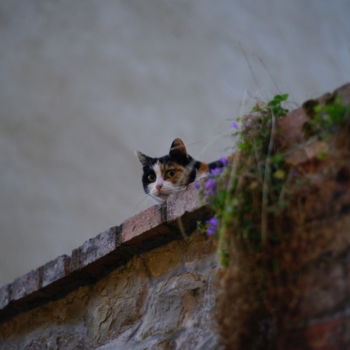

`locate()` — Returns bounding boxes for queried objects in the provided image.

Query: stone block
[41,255,71,288]
[121,205,163,243]
[137,289,183,339]
[0,284,9,310]
[166,183,202,222]
[146,246,182,278]
[71,226,120,271]
[9,269,40,302]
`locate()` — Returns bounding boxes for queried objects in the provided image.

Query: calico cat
[136,138,227,203]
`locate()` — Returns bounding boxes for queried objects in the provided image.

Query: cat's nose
[156,184,163,191]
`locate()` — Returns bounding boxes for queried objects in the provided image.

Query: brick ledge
[0,183,209,323]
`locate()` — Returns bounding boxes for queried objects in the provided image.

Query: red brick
[9,269,40,302]
[121,205,163,243]
[345,254,350,297]
[41,255,71,288]
[166,182,202,222]
[295,262,346,320]
[278,107,307,149]
[278,82,350,152]
[283,317,349,350]
[334,82,350,104]
[304,317,348,349]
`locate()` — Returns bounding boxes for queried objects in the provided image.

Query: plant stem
[261,111,276,247]
[218,153,241,266]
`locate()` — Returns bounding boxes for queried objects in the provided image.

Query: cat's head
[136,138,198,203]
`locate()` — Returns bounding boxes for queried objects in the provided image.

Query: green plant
[196,92,350,350]
[303,96,350,138]
[198,94,291,266]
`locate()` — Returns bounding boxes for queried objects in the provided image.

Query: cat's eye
[147,173,156,182]
[166,169,176,178]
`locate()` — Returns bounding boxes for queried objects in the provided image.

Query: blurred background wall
[0,0,349,285]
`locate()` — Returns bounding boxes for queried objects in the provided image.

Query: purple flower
[194,182,201,190]
[205,178,216,189]
[230,121,239,129]
[290,169,298,177]
[220,156,229,166]
[205,178,217,196]
[210,167,222,176]
[206,216,219,235]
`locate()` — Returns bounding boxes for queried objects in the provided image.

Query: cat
[136,138,228,203]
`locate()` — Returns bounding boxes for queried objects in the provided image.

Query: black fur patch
[208,160,225,171]
[188,161,201,184]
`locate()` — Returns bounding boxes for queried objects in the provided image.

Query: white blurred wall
[0,0,349,285]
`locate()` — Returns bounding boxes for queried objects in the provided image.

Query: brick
[278,82,350,153]
[166,182,202,222]
[285,140,329,166]
[295,261,346,320]
[304,317,348,349]
[333,82,350,104]
[283,317,349,350]
[41,255,71,288]
[0,284,10,310]
[9,269,40,302]
[278,107,306,149]
[71,226,120,271]
[121,205,162,243]
[345,254,350,296]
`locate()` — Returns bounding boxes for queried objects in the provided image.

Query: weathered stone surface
[9,269,40,302]
[278,107,306,149]
[137,287,183,339]
[71,226,120,271]
[166,182,202,222]
[41,255,71,288]
[333,82,350,104]
[0,233,218,350]
[285,140,329,166]
[0,285,9,310]
[0,185,207,321]
[278,82,350,151]
[85,257,150,345]
[296,261,347,320]
[145,239,183,278]
[121,205,163,243]
[13,324,89,350]
[136,272,209,341]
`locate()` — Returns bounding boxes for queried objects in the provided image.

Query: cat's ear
[169,138,187,158]
[136,151,151,166]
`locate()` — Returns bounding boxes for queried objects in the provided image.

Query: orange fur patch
[159,162,188,185]
[197,162,209,176]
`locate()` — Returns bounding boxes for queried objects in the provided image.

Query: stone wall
[0,236,218,350]
[0,186,220,349]
[0,84,350,349]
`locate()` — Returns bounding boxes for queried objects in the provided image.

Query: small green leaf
[271,154,284,164]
